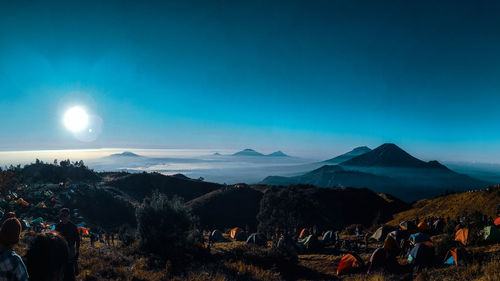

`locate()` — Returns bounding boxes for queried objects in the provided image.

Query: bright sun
[64,106,89,132]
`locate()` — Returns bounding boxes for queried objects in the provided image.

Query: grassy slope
[387,186,500,226]
[13,228,500,281]
[11,186,500,281]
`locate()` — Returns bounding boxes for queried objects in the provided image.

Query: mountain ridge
[232,149,290,157]
[324,146,371,163]
[340,143,445,168]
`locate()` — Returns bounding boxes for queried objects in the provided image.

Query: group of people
[0,208,80,281]
[89,231,115,248]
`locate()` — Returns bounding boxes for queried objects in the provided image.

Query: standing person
[25,232,69,281]
[104,233,110,247]
[364,232,371,250]
[89,232,96,247]
[0,217,29,281]
[56,208,80,281]
[110,233,115,247]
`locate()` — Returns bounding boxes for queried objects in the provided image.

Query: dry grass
[388,186,500,225]
[413,258,500,281]
[223,261,278,281]
[76,239,168,281]
[12,217,500,281]
[12,235,500,281]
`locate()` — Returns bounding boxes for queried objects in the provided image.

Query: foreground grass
[13,233,500,280]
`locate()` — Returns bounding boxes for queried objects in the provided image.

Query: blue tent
[408,243,434,267]
[409,233,430,245]
[444,255,455,265]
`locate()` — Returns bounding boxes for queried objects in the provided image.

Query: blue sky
[1,0,500,161]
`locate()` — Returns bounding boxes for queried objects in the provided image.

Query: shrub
[118,225,136,246]
[257,186,322,238]
[136,191,200,264]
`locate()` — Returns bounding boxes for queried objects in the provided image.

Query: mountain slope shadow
[106,172,221,202]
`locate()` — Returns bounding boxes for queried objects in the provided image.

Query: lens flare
[63,106,89,132]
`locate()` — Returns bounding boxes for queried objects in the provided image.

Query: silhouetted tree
[136,191,199,263]
[257,186,321,240]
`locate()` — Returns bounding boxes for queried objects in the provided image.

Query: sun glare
[63,106,89,132]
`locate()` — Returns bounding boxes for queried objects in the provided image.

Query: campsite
[0,161,499,280]
[3,1,500,280]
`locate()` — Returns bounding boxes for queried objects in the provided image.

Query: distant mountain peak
[232,149,264,156]
[109,151,141,158]
[378,143,401,150]
[324,146,371,163]
[352,146,371,153]
[340,143,435,168]
[267,151,290,157]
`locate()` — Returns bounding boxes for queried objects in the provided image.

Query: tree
[60,159,70,168]
[136,191,199,262]
[257,186,322,240]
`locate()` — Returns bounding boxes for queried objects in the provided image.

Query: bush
[257,186,322,238]
[136,191,200,264]
[118,225,136,246]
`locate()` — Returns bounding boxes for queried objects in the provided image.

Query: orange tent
[337,253,363,275]
[418,221,431,232]
[229,227,243,239]
[455,228,469,246]
[494,217,500,227]
[444,247,468,266]
[299,228,310,239]
[78,227,89,235]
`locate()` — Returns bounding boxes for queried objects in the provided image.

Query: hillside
[260,185,407,229]
[260,144,490,201]
[186,186,264,230]
[106,172,221,202]
[260,165,400,192]
[387,185,500,225]
[324,146,371,163]
[378,193,410,214]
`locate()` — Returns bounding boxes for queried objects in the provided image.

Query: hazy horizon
[2,145,500,167]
